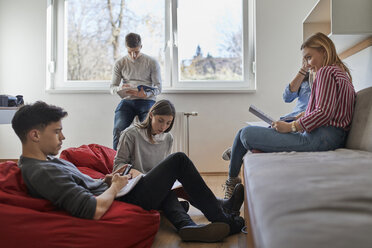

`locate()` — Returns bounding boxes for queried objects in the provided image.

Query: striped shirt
[299,66,355,133]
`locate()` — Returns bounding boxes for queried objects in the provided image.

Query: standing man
[110,33,162,150]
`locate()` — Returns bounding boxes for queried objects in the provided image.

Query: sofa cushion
[0,153,160,248]
[243,149,372,248]
[346,86,372,152]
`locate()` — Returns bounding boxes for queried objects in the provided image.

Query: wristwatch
[291,121,297,132]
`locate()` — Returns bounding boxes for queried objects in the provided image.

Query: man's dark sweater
[18,156,109,219]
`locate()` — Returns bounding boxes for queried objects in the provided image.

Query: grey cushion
[244,149,372,248]
[346,86,372,152]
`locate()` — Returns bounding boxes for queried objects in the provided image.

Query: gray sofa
[243,86,372,248]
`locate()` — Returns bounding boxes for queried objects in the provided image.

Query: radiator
[170,112,198,155]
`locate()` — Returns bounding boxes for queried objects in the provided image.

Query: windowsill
[46,88,110,94]
[162,87,256,93]
[46,87,256,94]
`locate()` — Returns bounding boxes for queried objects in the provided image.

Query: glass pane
[66,0,164,81]
[177,0,243,81]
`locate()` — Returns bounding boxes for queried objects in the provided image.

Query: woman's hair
[301,32,352,82]
[136,100,176,143]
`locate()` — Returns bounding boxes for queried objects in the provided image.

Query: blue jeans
[229,125,347,177]
[113,99,155,150]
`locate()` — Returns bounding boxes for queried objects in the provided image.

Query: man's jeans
[119,152,228,229]
[113,99,155,150]
[229,125,347,177]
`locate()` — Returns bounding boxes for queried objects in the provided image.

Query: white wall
[3,0,356,172]
[344,47,372,92]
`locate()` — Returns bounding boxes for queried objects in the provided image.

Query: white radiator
[170,112,198,155]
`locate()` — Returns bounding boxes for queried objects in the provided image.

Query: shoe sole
[179,222,230,242]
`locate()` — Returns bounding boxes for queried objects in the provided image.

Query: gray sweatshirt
[110,53,162,100]
[114,125,173,173]
[18,156,108,219]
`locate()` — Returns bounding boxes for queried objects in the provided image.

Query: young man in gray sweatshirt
[110,32,162,150]
[11,101,245,243]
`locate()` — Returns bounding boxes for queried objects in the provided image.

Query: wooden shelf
[339,36,372,59]
[303,0,372,54]
[0,107,18,110]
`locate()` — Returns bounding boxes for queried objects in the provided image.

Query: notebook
[248,105,275,125]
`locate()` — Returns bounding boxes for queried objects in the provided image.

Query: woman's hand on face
[302,58,311,72]
[272,121,292,133]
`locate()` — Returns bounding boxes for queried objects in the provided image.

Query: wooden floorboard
[151,175,247,248]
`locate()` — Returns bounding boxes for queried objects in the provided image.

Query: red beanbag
[60,143,116,174]
[0,144,160,248]
[0,161,56,212]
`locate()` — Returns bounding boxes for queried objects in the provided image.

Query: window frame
[46,0,256,93]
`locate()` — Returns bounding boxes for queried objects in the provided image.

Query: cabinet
[303,0,372,54]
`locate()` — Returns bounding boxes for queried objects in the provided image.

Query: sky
[177,0,242,59]
[127,0,242,59]
[68,0,242,59]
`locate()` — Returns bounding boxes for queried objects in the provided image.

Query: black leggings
[119,152,227,229]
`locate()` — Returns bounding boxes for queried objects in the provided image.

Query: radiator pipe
[184,112,198,156]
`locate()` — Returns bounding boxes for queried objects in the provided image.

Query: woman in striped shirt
[223,32,356,198]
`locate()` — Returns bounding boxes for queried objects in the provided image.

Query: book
[115,174,144,197]
[248,105,275,125]
[247,108,297,127]
[117,84,156,98]
[115,177,182,198]
[280,116,296,122]
[137,85,156,92]
[245,121,270,127]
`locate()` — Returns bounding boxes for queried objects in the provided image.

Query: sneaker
[221,183,244,215]
[180,200,190,213]
[222,147,232,161]
[178,222,230,242]
[223,177,242,199]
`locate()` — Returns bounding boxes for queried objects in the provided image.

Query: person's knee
[167,152,191,170]
[240,126,250,139]
[240,126,254,148]
[170,152,188,161]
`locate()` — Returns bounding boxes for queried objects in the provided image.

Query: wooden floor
[151,175,247,248]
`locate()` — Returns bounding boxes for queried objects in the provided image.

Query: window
[47,0,255,93]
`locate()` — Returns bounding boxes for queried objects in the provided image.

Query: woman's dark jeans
[119,152,227,229]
